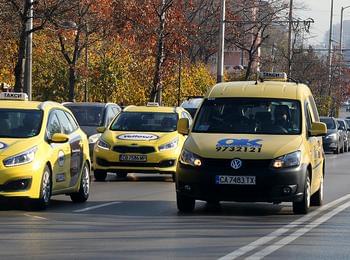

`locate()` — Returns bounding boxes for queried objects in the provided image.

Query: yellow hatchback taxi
[0,92,90,209]
[93,103,192,181]
[176,72,327,214]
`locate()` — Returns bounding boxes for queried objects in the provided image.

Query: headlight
[272,151,301,169]
[158,137,179,151]
[89,133,102,144]
[97,139,111,150]
[3,147,37,167]
[326,133,337,139]
[179,149,202,167]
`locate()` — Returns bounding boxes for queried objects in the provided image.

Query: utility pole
[327,0,334,97]
[217,0,225,83]
[24,0,33,100]
[340,6,350,55]
[287,0,293,77]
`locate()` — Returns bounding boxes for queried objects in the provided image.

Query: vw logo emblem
[231,159,242,169]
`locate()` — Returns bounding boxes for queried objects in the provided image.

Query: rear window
[320,118,335,129]
[65,105,104,127]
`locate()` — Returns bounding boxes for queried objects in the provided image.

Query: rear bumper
[176,162,307,203]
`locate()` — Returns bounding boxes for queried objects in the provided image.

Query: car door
[55,110,83,188]
[305,100,322,193]
[46,110,72,191]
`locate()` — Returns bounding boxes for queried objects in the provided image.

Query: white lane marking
[24,214,47,220]
[247,200,350,259]
[218,194,350,260]
[73,201,121,213]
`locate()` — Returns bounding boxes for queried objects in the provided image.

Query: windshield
[320,118,335,130]
[193,98,301,135]
[111,112,178,132]
[65,106,104,127]
[337,120,345,129]
[0,109,43,138]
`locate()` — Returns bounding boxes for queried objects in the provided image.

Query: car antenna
[288,77,299,84]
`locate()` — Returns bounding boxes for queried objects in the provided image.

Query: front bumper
[0,159,44,199]
[93,146,179,174]
[322,140,338,151]
[176,159,307,203]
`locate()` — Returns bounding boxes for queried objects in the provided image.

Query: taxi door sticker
[216,138,263,153]
[0,142,7,150]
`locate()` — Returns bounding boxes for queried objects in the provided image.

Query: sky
[298,0,350,46]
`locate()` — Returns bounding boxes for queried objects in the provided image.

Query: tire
[311,173,324,207]
[94,169,107,181]
[70,162,90,203]
[293,175,311,214]
[177,192,195,213]
[30,165,52,210]
[341,143,344,153]
[116,173,128,178]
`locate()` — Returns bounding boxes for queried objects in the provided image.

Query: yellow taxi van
[176,72,327,214]
[0,92,90,209]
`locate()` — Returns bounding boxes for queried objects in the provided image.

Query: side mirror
[96,126,106,133]
[50,133,69,143]
[177,118,189,135]
[309,122,327,137]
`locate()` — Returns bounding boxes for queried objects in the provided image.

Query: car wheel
[70,162,90,203]
[311,173,324,207]
[334,144,340,154]
[116,173,128,178]
[94,169,107,181]
[293,175,311,214]
[30,165,51,210]
[177,192,195,213]
[341,143,344,153]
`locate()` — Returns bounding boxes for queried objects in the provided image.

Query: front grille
[113,145,156,154]
[96,158,174,168]
[201,158,272,173]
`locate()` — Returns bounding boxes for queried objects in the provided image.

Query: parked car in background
[63,102,121,159]
[337,119,350,152]
[320,117,344,154]
[180,96,203,118]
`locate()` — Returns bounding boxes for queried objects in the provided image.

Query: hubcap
[42,170,51,203]
[82,165,90,196]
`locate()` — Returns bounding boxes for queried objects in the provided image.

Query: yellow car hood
[103,131,179,147]
[186,133,303,160]
[0,138,40,156]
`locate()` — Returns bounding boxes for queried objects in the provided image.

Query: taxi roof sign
[0,92,28,101]
[259,72,288,82]
[146,102,160,107]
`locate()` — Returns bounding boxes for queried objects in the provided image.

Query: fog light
[282,186,292,195]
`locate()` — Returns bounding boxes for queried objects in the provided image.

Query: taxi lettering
[216,138,263,152]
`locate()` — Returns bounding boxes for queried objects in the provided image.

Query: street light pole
[84,23,89,102]
[287,0,293,77]
[217,0,225,83]
[340,6,350,55]
[327,0,334,97]
[24,0,33,100]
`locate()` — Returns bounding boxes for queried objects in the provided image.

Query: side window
[65,111,79,131]
[305,103,312,132]
[47,112,62,139]
[56,110,74,135]
[308,96,320,122]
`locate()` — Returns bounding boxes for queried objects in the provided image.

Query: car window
[111,112,178,132]
[320,117,336,129]
[304,103,312,133]
[193,98,301,135]
[47,112,62,139]
[308,96,320,122]
[65,111,79,131]
[105,107,116,126]
[56,110,75,135]
[65,105,104,126]
[0,109,43,138]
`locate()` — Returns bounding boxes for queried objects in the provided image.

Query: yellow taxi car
[0,92,90,209]
[93,103,192,181]
[176,72,327,214]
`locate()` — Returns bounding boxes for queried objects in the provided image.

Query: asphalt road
[0,153,349,260]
